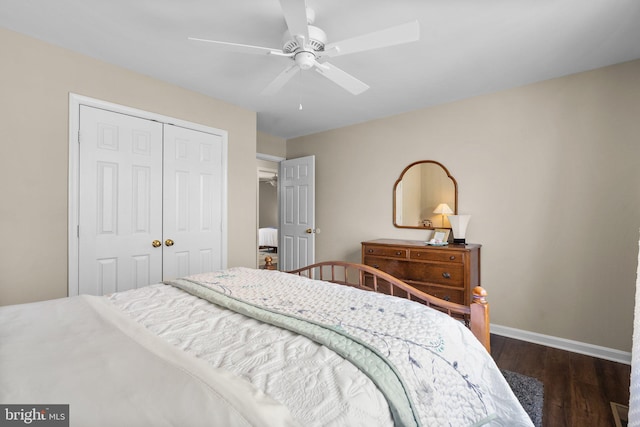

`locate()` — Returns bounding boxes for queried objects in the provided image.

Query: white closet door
[78,106,163,295]
[162,125,225,280]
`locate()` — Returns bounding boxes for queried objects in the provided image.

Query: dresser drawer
[403,262,464,287]
[410,249,464,263]
[362,245,407,259]
[363,257,464,288]
[363,257,407,278]
[411,284,465,305]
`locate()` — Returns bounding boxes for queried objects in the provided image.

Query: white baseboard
[491,324,631,365]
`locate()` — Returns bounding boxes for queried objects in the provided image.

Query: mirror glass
[393,160,458,229]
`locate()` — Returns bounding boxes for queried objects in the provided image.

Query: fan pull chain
[298,69,303,111]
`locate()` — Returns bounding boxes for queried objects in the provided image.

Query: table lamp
[433,203,453,227]
[447,215,471,244]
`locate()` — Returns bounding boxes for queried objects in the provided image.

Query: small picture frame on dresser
[433,228,450,243]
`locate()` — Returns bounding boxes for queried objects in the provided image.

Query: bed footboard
[286,261,490,352]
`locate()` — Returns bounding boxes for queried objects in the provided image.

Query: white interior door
[279,155,315,271]
[78,106,163,295]
[163,125,225,280]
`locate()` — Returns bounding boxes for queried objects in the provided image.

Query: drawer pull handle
[368,249,373,253]
[395,251,402,256]
[444,295,451,301]
[373,264,379,269]
[442,272,451,279]
[449,256,456,260]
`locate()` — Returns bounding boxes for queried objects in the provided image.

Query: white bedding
[0,295,298,427]
[165,268,534,426]
[0,267,533,427]
[259,227,278,247]
[110,283,394,427]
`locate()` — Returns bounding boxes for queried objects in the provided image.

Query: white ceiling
[2,0,639,139]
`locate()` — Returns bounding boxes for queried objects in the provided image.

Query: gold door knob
[152,240,161,248]
[165,239,174,247]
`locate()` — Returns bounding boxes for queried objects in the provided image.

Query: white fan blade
[261,64,300,96]
[321,20,419,58]
[313,62,370,95]
[188,37,288,56]
[279,0,309,43]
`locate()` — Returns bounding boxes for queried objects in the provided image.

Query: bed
[0,262,533,426]
[258,227,278,252]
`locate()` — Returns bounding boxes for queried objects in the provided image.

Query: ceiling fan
[188,0,419,96]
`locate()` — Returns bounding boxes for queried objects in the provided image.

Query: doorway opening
[257,156,281,269]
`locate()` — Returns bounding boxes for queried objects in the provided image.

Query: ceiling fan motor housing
[282,25,327,54]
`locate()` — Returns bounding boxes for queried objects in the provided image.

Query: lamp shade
[433,203,453,215]
[447,215,471,244]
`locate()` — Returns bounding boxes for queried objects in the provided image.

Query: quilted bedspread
[162,267,533,427]
[0,294,299,427]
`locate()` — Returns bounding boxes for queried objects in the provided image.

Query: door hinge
[77,225,80,238]
[77,130,81,144]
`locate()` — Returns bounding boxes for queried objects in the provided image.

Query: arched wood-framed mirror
[393,160,458,229]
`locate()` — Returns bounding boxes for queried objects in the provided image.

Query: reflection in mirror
[393,160,458,229]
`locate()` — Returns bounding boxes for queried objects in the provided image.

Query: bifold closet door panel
[162,124,225,280]
[78,105,164,295]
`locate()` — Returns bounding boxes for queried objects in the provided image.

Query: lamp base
[453,238,466,245]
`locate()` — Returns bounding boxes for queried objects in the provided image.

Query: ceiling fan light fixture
[294,51,316,70]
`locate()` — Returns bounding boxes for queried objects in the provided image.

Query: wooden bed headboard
[285,261,490,352]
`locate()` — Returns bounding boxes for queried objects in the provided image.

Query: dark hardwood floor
[491,334,630,427]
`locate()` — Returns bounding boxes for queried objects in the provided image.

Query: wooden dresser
[361,239,481,306]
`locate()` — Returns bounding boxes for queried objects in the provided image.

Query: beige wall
[0,28,258,305]
[257,131,286,159]
[287,59,640,352]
